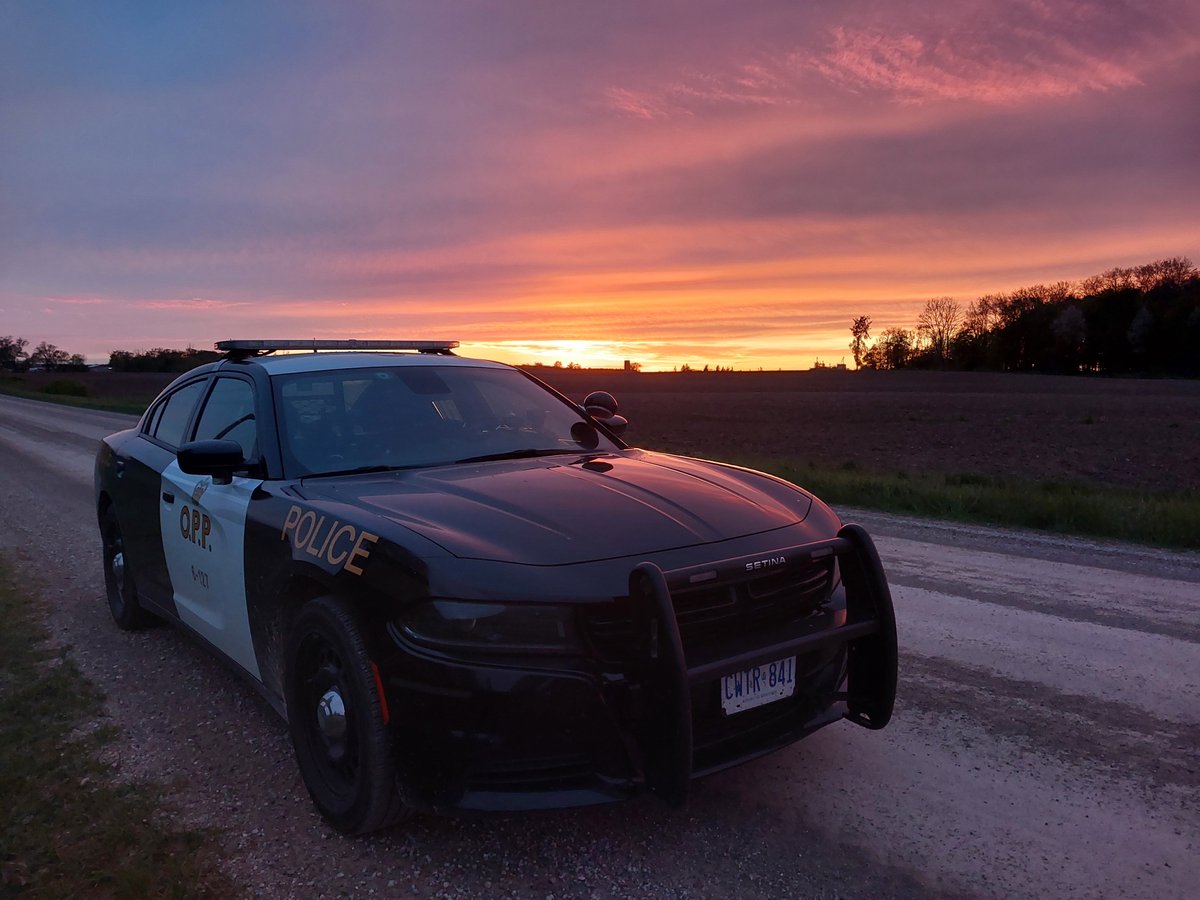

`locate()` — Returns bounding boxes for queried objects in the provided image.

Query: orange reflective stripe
[369,661,390,725]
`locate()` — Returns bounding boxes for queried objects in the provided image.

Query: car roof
[232,351,512,377]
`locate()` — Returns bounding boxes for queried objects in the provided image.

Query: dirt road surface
[1,393,1197,899]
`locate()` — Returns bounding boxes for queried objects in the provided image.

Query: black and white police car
[95,339,897,833]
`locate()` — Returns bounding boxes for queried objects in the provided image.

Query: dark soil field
[533,368,1200,495]
[16,368,1200,494]
[7,371,174,406]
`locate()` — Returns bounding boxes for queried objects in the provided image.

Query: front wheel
[100,507,153,630]
[284,596,409,834]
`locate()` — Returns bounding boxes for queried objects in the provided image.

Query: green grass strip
[0,378,148,415]
[0,560,233,898]
[736,459,1200,551]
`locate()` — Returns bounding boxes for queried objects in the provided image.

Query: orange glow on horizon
[464,334,858,373]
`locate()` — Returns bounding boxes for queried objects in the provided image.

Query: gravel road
[1,393,1197,899]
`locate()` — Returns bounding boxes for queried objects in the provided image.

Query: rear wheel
[100,507,153,630]
[284,596,409,833]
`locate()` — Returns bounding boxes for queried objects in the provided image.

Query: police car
[94,339,897,834]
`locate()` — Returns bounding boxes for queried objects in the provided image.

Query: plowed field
[15,367,1200,493]
[536,369,1200,494]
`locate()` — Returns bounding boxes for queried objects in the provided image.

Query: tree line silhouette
[0,336,88,372]
[0,339,222,373]
[851,258,1199,377]
[107,347,222,372]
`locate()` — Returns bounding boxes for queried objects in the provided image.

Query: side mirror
[582,390,628,438]
[178,439,245,485]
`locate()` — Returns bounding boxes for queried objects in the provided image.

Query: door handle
[162,491,175,504]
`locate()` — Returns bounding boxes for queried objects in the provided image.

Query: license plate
[720,656,796,715]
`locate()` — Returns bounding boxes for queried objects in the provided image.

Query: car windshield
[273,364,621,477]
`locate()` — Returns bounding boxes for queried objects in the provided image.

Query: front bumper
[381,523,897,812]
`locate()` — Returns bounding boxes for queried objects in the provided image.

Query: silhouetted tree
[28,341,69,371]
[0,335,28,371]
[842,257,1197,377]
[1051,304,1088,372]
[108,346,221,372]
[849,315,871,369]
[916,298,960,366]
[863,328,914,370]
[951,296,1002,369]
[1084,287,1141,374]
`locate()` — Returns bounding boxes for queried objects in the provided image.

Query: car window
[274,365,618,476]
[142,399,166,436]
[193,377,258,460]
[152,381,207,449]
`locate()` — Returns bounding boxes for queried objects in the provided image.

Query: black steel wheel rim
[296,632,361,798]
[104,520,127,615]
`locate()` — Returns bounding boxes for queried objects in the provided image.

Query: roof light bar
[216,339,459,356]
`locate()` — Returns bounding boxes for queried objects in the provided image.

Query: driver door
[158,375,263,679]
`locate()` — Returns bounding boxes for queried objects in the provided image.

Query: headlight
[398,599,580,654]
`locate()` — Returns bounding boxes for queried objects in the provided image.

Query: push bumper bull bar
[628,523,898,806]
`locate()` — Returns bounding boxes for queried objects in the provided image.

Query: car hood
[299,451,813,565]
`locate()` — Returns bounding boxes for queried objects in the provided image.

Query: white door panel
[159,460,262,679]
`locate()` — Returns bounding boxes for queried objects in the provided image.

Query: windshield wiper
[454,448,582,465]
[302,463,421,479]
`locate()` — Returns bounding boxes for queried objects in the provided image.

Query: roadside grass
[0,377,148,416]
[0,561,232,898]
[736,458,1200,551]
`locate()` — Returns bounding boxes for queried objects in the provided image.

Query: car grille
[466,753,597,792]
[582,558,836,662]
[690,644,844,773]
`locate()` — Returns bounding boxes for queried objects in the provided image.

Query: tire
[100,506,153,630]
[284,596,409,834]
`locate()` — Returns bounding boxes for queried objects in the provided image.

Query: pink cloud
[135,298,249,311]
[45,296,107,306]
[603,58,810,120]
[809,24,1141,104]
[603,0,1188,117]
[603,87,681,121]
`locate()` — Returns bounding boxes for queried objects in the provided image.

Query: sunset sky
[2,1,1197,370]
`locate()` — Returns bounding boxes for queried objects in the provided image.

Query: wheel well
[97,493,112,526]
[262,574,328,700]
[263,575,402,712]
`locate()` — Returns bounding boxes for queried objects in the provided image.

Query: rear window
[149,381,207,449]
